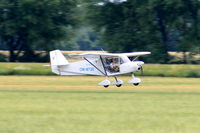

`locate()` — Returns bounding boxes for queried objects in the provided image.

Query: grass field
[0,63,200,77]
[0,76,200,133]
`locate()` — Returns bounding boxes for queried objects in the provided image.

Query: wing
[122,52,151,57]
[69,52,151,59]
[69,53,118,59]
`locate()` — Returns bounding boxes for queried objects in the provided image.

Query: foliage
[0,0,199,63]
[85,0,200,63]
[0,0,77,62]
[0,53,7,62]
[75,27,105,50]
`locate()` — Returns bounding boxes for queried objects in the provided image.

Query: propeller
[135,61,144,75]
[140,65,143,75]
[132,61,144,75]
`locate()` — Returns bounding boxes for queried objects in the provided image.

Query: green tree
[85,0,200,63]
[0,0,77,62]
[174,0,200,63]
[86,0,170,63]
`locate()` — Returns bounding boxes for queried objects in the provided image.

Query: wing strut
[83,57,106,76]
[99,56,108,76]
[133,56,139,61]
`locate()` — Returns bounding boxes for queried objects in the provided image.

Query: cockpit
[103,57,124,73]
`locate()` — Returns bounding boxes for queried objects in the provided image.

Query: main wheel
[116,84,122,87]
[133,83,139,86]
[104,85,109,88]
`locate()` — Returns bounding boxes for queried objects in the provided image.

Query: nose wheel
[128,74,141,86]
[133,83,139,86]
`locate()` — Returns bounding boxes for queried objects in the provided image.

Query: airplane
[50,50,151,87]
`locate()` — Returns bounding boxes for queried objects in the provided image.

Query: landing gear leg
[128,73,141,86]
[112,76,123,87]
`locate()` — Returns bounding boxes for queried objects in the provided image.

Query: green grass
[142,64,200,77]
[0,76,200,133]
[1,63,200,77]
[0,63,53,75]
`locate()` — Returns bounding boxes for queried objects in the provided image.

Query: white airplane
[50,50,151,87]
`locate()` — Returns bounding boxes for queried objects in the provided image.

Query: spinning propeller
[140,65,143,75]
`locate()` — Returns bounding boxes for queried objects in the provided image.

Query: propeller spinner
[136,61,144,75]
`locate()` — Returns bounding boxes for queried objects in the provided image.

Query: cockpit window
[103,57,123,73]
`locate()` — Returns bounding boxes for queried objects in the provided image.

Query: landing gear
[98,78,111,87]
[133,83,139,86]
[104,85,109,88]
[112,77,123,87]
[128,73,141,86]
[116,84,122,87]
[98,73,142,87]
[99,76,123,87]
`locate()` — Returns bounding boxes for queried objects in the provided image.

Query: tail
[50,50,69,75]
[50,50,69,66]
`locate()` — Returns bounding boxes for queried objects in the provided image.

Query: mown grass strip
[0,76,200,133]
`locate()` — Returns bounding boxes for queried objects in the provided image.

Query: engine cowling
[119,61,144,73]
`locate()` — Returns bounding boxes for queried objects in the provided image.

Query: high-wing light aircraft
[50,50,151,87]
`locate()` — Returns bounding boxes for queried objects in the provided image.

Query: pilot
[110,58,119,72]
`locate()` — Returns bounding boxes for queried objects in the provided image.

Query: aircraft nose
[136,61,144,72]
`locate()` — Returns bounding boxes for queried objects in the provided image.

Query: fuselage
[52,55,143,76]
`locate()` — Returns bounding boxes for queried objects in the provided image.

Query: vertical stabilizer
[50,50,69,66]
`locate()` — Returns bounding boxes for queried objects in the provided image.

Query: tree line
[0,0,199,63]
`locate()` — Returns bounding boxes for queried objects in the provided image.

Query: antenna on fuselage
[101,48,105,52]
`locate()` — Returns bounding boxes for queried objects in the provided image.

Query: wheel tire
[133,83,139,86]
[104,85,109,88]
[116,84,122,87]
